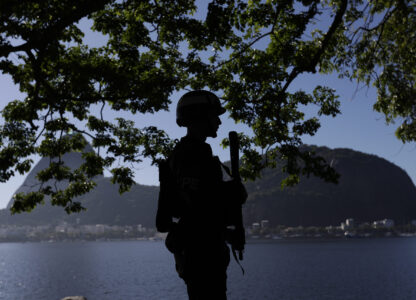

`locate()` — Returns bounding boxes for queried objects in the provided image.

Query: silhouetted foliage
[0,0,414,213]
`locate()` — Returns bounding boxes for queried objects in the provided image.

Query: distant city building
[341,218,354,230]
[346,219,354,228]
[325,226,336,233]
[372,220,383,228]
[55,225,66,233]
[260,220,269,228]
[344,231,356,238]
[382,219,394,228]
[373,219,395,229]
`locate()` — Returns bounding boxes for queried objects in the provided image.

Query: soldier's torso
[170,136,226,243]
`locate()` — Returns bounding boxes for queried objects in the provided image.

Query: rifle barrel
[229,131,240,180]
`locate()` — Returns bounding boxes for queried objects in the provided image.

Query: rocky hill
[1,146,158,227]
[1,145,415,227]
[243,145,416,226]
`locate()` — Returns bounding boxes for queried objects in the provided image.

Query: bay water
[1,238,416,300]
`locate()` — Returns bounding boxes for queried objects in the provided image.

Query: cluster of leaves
[0,0,414,213]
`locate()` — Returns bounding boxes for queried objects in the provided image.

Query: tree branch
[0,0,111,58]
[309,0,348,72]
[0,43,30,58]
[214,2,284,70]
[278,0,348,101]
[215,30,274,69]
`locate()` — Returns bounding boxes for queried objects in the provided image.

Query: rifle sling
[218,158,245,275]
[231,246,245,275]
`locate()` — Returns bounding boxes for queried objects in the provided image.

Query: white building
[346,219,354,228]
[341,218,354,230]
[373,219,395,229]
[261,220,269,228]
[252,223,260,230]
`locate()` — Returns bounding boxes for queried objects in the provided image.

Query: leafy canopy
[0,0,414,213]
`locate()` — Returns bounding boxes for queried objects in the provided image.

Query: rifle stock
[229,131,240,181]
[228,131,245,260]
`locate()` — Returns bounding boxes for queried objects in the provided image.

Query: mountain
[0,176,158,227]
[243,145,416,226]
[6,142,96,210]
[1,145,415,227]
[1,146,158,227]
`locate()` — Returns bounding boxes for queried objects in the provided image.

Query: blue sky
[0,2,415,209]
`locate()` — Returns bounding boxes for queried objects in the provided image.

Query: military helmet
[176,90,226,127]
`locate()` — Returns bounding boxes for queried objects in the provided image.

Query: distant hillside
[1,145,415,227]
[1,145,158,227]
[0,176,158,227]
[243,145,416,226]
[6,142,96,210]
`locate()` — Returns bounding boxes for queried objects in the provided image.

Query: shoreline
[1,233,416,244]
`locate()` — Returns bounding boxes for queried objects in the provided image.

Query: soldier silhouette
[156,90,247,300]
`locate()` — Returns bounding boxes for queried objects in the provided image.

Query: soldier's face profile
[207,113,221,138]
[186,111,221,139]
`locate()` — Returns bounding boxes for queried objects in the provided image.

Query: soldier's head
[176,90,225,138]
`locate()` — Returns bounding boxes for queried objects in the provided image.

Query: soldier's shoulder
[174,136,212,157]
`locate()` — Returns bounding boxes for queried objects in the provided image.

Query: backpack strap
[214,156,233,178]
[231,245,245,275]
[215,156,245,275]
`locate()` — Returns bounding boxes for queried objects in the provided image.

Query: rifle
[229,131,245,261]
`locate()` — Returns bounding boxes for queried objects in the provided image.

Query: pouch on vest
[165,223,186,254]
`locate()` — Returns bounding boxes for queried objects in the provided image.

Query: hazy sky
[0,2,415,209]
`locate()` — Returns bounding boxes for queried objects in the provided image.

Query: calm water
[1,238,416,300]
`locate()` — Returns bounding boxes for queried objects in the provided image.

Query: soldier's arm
[156,160,174,232]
